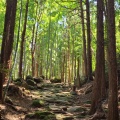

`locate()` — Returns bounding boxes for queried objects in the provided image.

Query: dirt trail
[0,81,107,120]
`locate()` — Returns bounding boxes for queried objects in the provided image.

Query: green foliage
[31,99,45,107]
[0,0,119,79]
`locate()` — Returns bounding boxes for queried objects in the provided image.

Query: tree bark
[90,0,106,114]
[80,0,87,77]
[107,0,119,119]
[19,0,29,78]
[86,0,92,81]
[0,0,17,101]
[31,24,35,77]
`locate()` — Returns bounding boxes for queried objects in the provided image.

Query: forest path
[0,81,104,120]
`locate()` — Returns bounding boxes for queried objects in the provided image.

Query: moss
[26,79,36,86]
[50,78,61,83]
[41,83,53,87]
[31,99,45,107]
[28,85,36,90]
[34,77,43,83]
[25,111,56,120]
[26,75,33,80]
[74,107,87,112]
[14,77,22,82]
[14,81,22,86]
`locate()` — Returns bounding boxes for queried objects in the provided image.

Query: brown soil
[0,81,120,120]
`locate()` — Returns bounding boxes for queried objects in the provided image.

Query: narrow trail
[0,81,107,120]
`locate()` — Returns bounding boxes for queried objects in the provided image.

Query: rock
[14,78,22,83]
[25,111,56,120]
[49,105,61,111]
[7,85,23,97]
[67,106,86,112]
[22,81,29,89]
[41,83,53,88]
[37,84,43,89]
[50,78,61,83]
[14,78,23,86]
[56,114,74,120]
[26,75,33,80]
[55,100,70,105]
[26,79,36,86]
[40,75,45,79]
[70,91,77,95]
[31,99,45,107]
[14,81,22,86]
[28,85,36,90]
[34,77,43,83]
[44,98,56,103]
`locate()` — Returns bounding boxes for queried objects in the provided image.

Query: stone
[25,111,56,120]
[34,77,43,83]
[67,106,86,112]
[31,99,45,107]
[26,79,36,86]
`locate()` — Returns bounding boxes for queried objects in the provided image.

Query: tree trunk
[19,0,29,78]
[31,24,35,77]
[80,0,87,77]
[74,57,81,88]
[86,0,92,81]
[90,0,106,114]
[0,0,17,101]
[107,0,119,119]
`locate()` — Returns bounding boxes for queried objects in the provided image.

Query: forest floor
[0,79,120,120]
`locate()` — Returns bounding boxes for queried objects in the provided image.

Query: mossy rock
[28,85,36,90]
[25,111,56,120]
[41,83,53,87]
[26,79,36,86]
[14,81,22,86]
[50,78,61,83]
[14,77,22,83]
[7,85,23,97]
[40,75,45,79]
[31,99,45,107]
[22,81,29,88]
[26,75,33,80]
[74,107,86,112]
[68,106,86,113]
[70,91,77,95]
[34,77,43,83]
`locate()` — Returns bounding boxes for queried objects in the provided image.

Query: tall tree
[86,0,92,81]
[19,0,29,78]
[90,0,106,114]
[107,0,119,119]
[0,0,17,101]
[80,0,87,77]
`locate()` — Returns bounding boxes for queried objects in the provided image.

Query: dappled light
[0,0,120,120]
